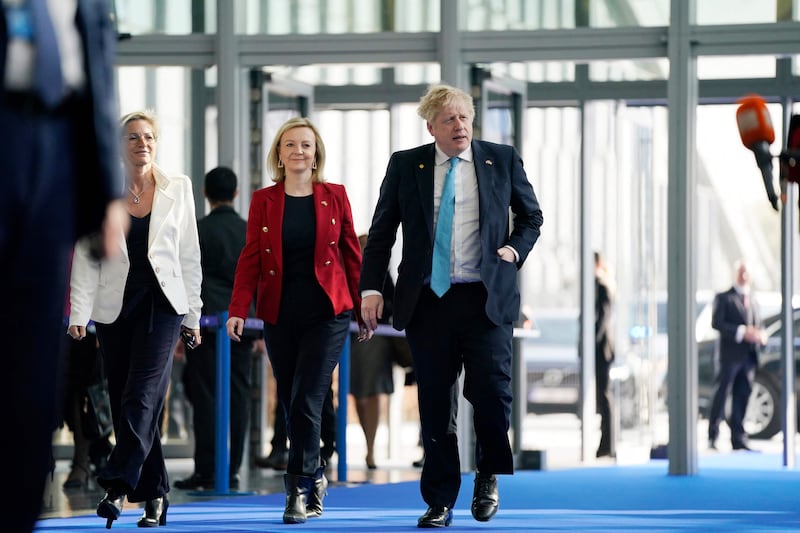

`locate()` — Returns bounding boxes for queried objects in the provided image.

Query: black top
[279,194,332,325]
[123,213,173,316]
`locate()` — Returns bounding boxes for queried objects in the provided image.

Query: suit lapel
[148,167,175,250]
[415,144,436,240]
[472,141,497,237]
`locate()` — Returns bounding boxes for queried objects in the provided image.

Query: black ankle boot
[306,464,328,518]
[283,473,314,524]
[137,496,168,527]
[97,490,125,529]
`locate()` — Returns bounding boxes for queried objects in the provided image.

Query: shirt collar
[434,145,473,166]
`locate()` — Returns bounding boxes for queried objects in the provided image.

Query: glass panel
[395,64,442,85]
[461,0,671,29]
[696,0,778,25]
[115,0,198,35]
[462,0,577,30]
[240,0,440,34]
[270,65,383,86]
[589,59,669,81]
[590,0,670,27]
[697,56,776,80]
[486,62,576,83]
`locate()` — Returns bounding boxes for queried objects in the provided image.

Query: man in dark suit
[175,166,255,490]
[594,251,616,458]
[360,83,543,528]
[0,1,123,530]
[708,260,766,451]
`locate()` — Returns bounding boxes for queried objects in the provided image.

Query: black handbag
[83,379,113,439]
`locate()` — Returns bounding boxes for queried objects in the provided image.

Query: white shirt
[433,145,481,283]
[3,0,85,92]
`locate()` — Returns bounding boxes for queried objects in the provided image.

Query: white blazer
[69,164,203,330]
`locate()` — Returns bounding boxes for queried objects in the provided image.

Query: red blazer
[229,181,362,326]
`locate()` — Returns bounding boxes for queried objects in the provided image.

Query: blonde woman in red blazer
[227,117,367,524]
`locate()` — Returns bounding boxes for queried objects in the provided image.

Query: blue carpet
[35,455,800,531]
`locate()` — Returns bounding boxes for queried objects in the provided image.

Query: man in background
[175,166,255,490]
[707,259,766,452]
[594,251,615,458]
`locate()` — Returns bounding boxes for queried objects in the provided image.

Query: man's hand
[361,294,384,332]
[496,246,515,263]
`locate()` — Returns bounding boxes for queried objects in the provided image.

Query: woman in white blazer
[68,110,202,529]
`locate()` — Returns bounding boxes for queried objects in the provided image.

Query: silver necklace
[128,181,151,204]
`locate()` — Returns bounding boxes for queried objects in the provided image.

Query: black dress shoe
[471,473,499,522]
[254,449,288,470]
[412,455,425,468]
[595,447,615,458]
[417,506,453,528]
[97,490,125,529]
[732,442,758,452]
[137,496,168,527]
[173,473,213,490]
[708,438,718,450]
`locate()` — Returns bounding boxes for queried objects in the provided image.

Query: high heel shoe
[97,490,125,529]
[137,496,168,527]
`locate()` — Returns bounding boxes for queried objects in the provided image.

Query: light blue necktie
[430,156,458,297]
[29,0,64,108]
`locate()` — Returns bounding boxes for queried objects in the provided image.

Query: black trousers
[95,296,183,502]
[263,312,349,475]
[708,353,757,446]
[595,355,614,453]
[270,386,336,456]
[183,330,253,478]
[405,283,514,509]
[0,101,78,532]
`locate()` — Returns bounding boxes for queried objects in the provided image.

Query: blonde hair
[417,84,475,123]
[267,117,326,183]
[120,109,159,140]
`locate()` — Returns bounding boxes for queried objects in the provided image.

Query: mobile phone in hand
[180,327,197,350]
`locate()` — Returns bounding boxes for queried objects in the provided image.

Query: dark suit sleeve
[360,152,403,293]
[505,146,543,267]
[75,0,123,237]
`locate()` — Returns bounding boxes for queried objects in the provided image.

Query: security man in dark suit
[0,1,123,530]
[175,166,256,490]
[708,259,766,451]
[360,84,543,528]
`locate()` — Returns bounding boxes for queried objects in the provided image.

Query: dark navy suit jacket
[0,0,121,238]
[711,287,762,364]
[360,140,543,330]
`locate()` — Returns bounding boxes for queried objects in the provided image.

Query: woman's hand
[68,325,86,340]
[227,316,245,342]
